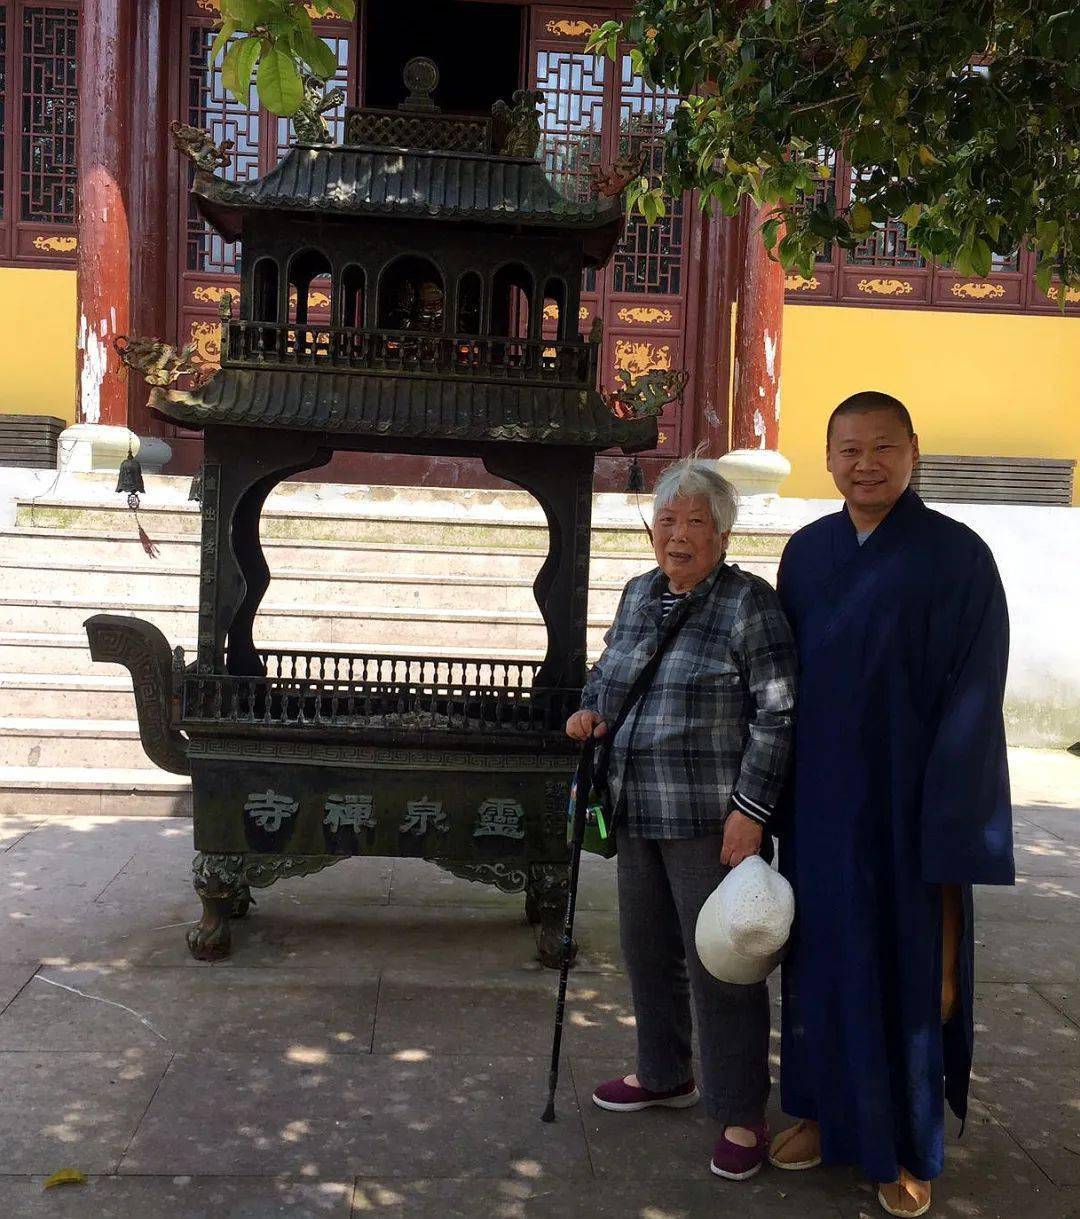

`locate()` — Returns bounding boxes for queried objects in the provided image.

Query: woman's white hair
[652,456,739,536]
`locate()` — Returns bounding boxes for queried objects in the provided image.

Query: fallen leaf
[43,1168,86,1190]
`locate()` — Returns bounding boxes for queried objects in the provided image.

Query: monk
[769,392,1015,1217]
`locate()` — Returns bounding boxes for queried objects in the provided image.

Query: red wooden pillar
[128,0,174,436]
[75,0,132,426]
[732,202,783,450]
[685,206,734,458]
[718,202,791,495]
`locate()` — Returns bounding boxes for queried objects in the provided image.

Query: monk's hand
[566,710,608,741]
[720,810,763,867]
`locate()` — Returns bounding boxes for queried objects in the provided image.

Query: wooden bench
[0,414,65,469]
[910,455,1076,506]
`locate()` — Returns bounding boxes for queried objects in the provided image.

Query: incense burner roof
[191,146,624,257]
[155,367,657,454]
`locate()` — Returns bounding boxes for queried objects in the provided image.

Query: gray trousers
[617,829,771,1126]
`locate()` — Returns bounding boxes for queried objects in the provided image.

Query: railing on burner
[221,320,598,387]
[180,649,580,736]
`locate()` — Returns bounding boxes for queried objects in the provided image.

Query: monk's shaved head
[827,392,914,445]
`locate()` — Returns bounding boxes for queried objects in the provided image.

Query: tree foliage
[210,0,354,116]
[586,1,1080,293]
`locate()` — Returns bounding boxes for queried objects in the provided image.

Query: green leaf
[971,237,992,278]
[326,0,356,20]
[222,0,271,28]
[760,216,781,251]
[293,30,337,79]
[223,36,262,102]
[257,46,304,116]
[851,201,873,234]
[845,37,868,70]
[900,203,923,228]
[1035,218,1060,250]
[210,18,238,66]
[1035,259,1054,296]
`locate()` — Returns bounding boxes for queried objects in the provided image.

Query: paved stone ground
[0,748,1076,1219]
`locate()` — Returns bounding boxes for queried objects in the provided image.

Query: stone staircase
[0,475,787,815]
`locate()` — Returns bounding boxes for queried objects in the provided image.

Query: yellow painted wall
[0,267,76,422]
[780,306,1080,504]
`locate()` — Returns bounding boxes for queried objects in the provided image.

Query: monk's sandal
[877,1176,932,1218]
[768,1120,822,1170]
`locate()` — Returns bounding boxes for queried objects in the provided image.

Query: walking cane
[541,735,594,1123]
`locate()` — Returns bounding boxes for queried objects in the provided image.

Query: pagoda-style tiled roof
[154,367,658,454]
[192,145,625,260]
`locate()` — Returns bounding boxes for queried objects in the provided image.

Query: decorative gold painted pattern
[543,303,589,320]
[545,18,600,38]
[1062,286,1080,304]
[33,235,77,253]
[189,320,222,369]
[193,284,230,304]
[657,431,668,446]
[614,339,672,380]
[616,306,674,324]
[856,278,913,297]
[784,274,819,292]
[950,282,1006,300]
[288,288,332,310]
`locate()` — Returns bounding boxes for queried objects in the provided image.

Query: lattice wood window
[785,147,1070,312]
[182,7,355,278]
[174,0,357,374]
[535,45,605,293]
[531,9,695,459]
[848,169,925,268]
[612,56,683,295]
[0,0,79,266]
[184,23,261,277]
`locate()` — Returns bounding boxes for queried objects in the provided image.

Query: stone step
[0,632,550,677]
[0,718,152,770]
[0,557,671,616]
[1,673,137,719]
[0,764,191,816]
[0,526,681,581]
[13,490,789,558]
[0,598,617,653]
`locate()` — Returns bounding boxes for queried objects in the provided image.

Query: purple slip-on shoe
[592,1076,701,1112]
[710,1122,770,1181]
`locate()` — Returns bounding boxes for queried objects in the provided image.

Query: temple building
[0,0,1077,503]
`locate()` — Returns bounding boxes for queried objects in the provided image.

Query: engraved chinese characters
[473,798,526,840]
[243,789,298,833]
[242,788,532,844]
[399,796,449,836]
[324,793,375,833]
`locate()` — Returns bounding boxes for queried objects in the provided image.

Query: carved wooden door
[532,6,695,461]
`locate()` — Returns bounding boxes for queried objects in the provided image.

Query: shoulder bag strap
[589,592,694,791]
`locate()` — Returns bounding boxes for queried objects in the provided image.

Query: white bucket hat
[695,856,795,985]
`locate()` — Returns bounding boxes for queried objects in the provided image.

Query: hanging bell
[625,456,646,494]
[116,447,146,497]
[188,466,204,504]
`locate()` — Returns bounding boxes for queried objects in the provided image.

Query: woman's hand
[720,810,763,867]
[566,710,608,741]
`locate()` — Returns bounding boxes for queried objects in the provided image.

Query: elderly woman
[566,456,796,1182]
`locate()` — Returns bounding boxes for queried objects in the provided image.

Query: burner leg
[188,852,245,960]
[528,863,577,969]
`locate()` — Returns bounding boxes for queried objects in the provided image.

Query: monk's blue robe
[776,488,1014,1183]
